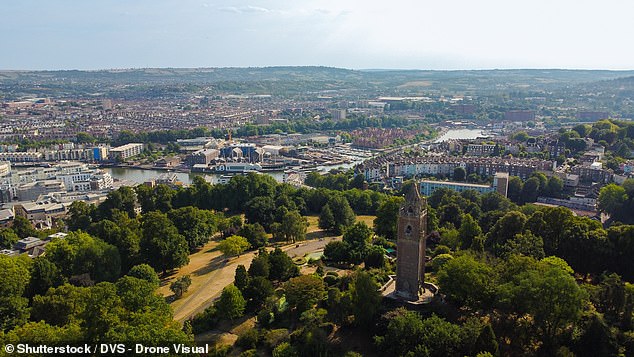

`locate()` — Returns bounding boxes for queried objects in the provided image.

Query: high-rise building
[493,172,509,197]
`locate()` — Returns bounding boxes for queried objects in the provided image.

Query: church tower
[396,183,428,301]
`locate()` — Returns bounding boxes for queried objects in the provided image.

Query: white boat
[211,162,262,173]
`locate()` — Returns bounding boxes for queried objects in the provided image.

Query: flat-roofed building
[14,202,67,228]
[419,172,509,198]
[419,180,495,197]
[0,207,14,226]
[493,172,509,197]
[109,143,144,160]
[505,110,535,121]
[16,180,66,201]
[0,152,43,162]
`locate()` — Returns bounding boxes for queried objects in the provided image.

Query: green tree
[218,235,250,257]
[0,228,19,249]
[437,255,496,310]
[373,196,404,240]
[0,255,31,331]
[598,184,628,218]
[486,211,527,254]
[432,253,454,272]
[66,201,95,231]
[88,217,140,270]
[284,275,326,314]
[249,250,271,278]
[418,314,463,357]
[459,213,482,250]
[545,176,564,198]
[215,284,246,321]
[439,203,463,228]
[520,177,541,203]
[30,283,87,326]
[170,275,192,298]
[574,313,619,357]
[342,222,373,263]
[453,166,467,181]
[231,267,249,297]
[323,240,349,263]
[268,248,298,281]
[327,195,356,234]
[244,196,277,230]
[350,174,366,189]
[140,211,189,274]
[273,342,298,357]
[243,276,274,311]
[2,321,83,346]
[239,223,268,249]
[507,176,523,203]
[318,204,336,231]
[45,231,121,282]
[278,210,308,243]
[364,245,386,269]
[497,260,587,349]
[473,324,499,356]
[27,257,64,298]
[127,264,160,287]
[97,186,138,220]
[375,308,424,356]
[500,231,545,259]
[350,271,382,327]
[168,206,218,252]
[11,216,38,238]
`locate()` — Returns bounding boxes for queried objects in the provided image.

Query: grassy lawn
[161,214,377,323]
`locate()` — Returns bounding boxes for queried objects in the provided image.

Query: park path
[162,235,339,323]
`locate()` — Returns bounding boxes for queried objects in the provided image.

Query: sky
[2,0,633,70]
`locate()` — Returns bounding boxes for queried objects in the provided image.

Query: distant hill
[2,67,634,99]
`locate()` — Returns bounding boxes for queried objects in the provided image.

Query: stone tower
[396,183,428,301]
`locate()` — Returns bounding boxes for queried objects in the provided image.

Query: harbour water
[103,167,285,185]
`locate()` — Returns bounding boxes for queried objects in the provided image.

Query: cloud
[218,5,271,14]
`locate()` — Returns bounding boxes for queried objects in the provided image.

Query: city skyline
[2,0,634,71]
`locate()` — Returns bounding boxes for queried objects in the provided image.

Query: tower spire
[395,180,428,301]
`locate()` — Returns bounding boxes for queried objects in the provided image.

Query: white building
[109,143,144,160]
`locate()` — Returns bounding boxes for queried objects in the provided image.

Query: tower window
[407,206,414,214]
[406,225,412,234]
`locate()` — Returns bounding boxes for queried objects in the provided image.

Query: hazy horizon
[2,0,633,71]
[2,66,634,73]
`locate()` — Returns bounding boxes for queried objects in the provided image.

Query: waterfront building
[109,143,144,160]
[369,156,555,182]
[0,152,43,162]
[92,147,109,161]
[177,137,217,151]
[187,149,219,165]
